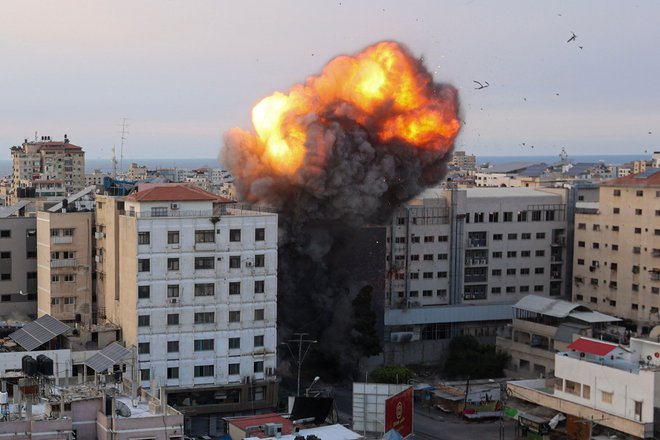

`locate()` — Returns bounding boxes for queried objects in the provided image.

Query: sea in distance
[0,154,652,179]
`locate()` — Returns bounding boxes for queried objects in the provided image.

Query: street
[413,408,517,440]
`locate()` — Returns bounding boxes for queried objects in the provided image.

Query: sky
[1,1,659,160]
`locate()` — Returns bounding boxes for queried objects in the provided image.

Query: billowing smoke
[221,41,460,376]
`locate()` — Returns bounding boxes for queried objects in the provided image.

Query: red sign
[385,387,413,438]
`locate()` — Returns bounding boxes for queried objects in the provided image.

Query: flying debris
[567,32,577,43]
[221,41,460,376]
[578,46,583,50]
[473,80,490,90]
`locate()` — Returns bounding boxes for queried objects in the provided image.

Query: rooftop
[124,183,233,203]
[602,168,660,188]
[465,187,559,199]
[513,295,620,323]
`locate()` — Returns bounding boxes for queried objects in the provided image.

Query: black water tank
[37,354,53,376]
[22,355,37,376]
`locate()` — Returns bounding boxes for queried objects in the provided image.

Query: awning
[567,338,617,356]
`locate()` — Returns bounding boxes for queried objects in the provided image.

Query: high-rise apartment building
[95,183,278,425]
[0,205,37,319]
[36,210,94,325]
[9,135,85,204]
[450,150,477,170]
[573,169,660,328]
[385,187,569,364]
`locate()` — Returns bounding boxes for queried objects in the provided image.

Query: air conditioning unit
[94,232,104,239]
[94,255,102,263]
[264,423,283,436]
[245,261,253,267]
[170,203,179,210]
[168,298,178,304]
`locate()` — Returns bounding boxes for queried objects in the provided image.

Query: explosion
[221,41,460,375]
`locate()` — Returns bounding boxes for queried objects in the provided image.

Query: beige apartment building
[36,210,94,325]
[573,169,660,329]
[9,135,85,204]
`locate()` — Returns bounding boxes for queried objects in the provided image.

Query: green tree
[370,365,414,384]
[351,285,382,357]
[443,335,509,379]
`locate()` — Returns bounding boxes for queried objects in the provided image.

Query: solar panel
[85,342,131,372]
[9,314,71,351]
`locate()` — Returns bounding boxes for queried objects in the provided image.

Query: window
[492,269,502,276]
[503,212,513,222]
[168,231,179,244]
[424,236,434,243]
[254,309,264,320]
[409,273,419,279]
[612,225,619,231]
[491,287,501,294]
[601,391,613,404]
[51,229,59,237]
[613,207,620,214]
[167,314,179,325]
[636,190,644,197]
[397,217,405,225]
[194,312,214,324]
[506,286,516,293]
[51,275,60,283]
[194,339,214,351]
[564,380,580,396]
[229,256,241,268]
[229,337,240,349]
[151,207,167,217]
[167,367,179,379]
[51,298,60,305]
[409,291,418,297]
[437,289,447,297]
[138,259,150,272]
[508,233,517,240]
[410,236,420,243]
[634,227,642,234]
[138,315,150,326]
[531,210,542,221]
[138,342,150,354]
[653,287,660,294]
[229,229,241,242]
[438,253,448,260]
[423,254,434,261]
[493,234,503,241]
[195,283,215,297]
[612,244,619,251]
[229,311,241,322]
[633,265,640,274]
[194,365,214,377]
[395,237,406,244]
[195,230,215,243]
[167,258,180,271]
[254,361,264,373]
[0,230,10,238]
[167,284,180,298]
[521,250,531,257]
[167,341,179,353]
[492,252,502,258]
[507,251,517,258]
[138,286,150,299]
[520,285,529,293]
[535,250,545,257]
[633,246,641,254]
[229,282,241,295]
[63,297,75,305]
[423,272,433,279]
[634,401,642,420]
[254,280,265,293]
[521,233,531,239]
[507,268,516,275]
[609,300,616,307]
[592,242,600,249]
[437,271,448,278]
[489,212,499,222]
[613,189,621,197]
[517,211,528,221]
[632,284,639,292]
[534,285,543,292]
[255,228,265,241]
[63,274,75,282]
[423,290,433,297]
[255,254,265,267]
[195,257,214,269]
[438,235,448,242]
[611,263,618,271]
[140,369,150,381]
[578,223,586,230]
[635,209,643,216]
[138,232,150,244]
[228,364,240,375]
[254,335,264,347]
[473,212,484,223]
[520,268,530,275]
[536,232,546,239]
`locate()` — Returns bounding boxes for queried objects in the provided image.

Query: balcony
[51,259,77,268]
[52,236,73,244]
[464,275,488,283]
[465,258,488,266]
[466,239,487,248]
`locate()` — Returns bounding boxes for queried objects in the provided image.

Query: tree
[351,285,382,357]
[443,335,509,379]
[370,365,414,384]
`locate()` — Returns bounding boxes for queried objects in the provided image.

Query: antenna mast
[119,118,129,174]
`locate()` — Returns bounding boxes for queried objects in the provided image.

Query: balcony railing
[51,259,77,268]
[52,236,73,244]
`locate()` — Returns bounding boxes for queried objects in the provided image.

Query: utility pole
[281,333,317,396]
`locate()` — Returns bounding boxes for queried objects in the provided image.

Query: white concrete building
[384,187,569,364]
[95,183,279,425]
[509,336,660,438]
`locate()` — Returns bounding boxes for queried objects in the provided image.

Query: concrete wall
[0,216,37,319]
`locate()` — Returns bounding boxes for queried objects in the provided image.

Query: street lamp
[280,333,317,396]
[305,376,320,397]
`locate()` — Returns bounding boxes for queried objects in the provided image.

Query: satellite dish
[115,399,132,418]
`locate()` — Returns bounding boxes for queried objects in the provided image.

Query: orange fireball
[244,41,460,177]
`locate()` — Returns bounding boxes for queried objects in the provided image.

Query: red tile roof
[228,413,293,436]
[39,142,83,151]
[602,169,660,188]
[124,183,233,203]
[567,338,617,356]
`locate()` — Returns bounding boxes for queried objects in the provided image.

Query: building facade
[0,213,37,319]
[384,187,569,364]
[572,169,660,329]
[95,183,279,425]
[36,210,94,325]
[9,135,85,204]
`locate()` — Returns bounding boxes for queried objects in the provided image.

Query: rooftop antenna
[118,118,129,174]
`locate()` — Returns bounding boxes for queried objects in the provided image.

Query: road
[414,408,517,440]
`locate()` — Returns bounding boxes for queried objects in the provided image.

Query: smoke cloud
[221,41,460,375]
